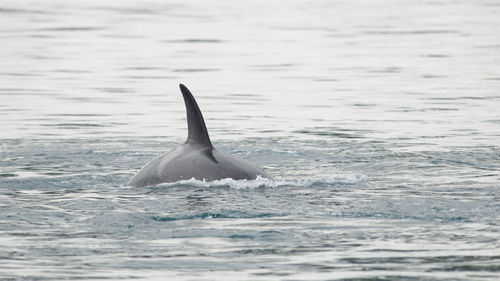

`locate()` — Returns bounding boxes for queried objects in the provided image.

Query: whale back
[127,84,272,187]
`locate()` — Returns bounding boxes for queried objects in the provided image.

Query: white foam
[154,174,367,189]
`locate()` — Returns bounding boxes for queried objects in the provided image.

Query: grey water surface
[1,0,499,280]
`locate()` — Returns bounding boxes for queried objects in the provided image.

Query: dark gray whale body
[128,84,272,187]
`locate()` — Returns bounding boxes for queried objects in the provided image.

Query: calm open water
[1,0,499,280]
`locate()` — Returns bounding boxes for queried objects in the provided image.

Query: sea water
[0,0,499,280]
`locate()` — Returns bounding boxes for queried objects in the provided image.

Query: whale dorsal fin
[179,84,213,147]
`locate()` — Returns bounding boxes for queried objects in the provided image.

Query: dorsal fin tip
[179,84,213,147]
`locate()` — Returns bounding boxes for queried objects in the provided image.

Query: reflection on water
[0,0,499,280]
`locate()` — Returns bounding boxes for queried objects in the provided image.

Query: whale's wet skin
[128,84,271,187]
[1,0,500,280]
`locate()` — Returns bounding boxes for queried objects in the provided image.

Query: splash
[151,174,367,189]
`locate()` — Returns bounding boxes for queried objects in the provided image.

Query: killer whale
[128,84,272,187]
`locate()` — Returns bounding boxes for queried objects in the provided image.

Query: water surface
[1,0,499,280]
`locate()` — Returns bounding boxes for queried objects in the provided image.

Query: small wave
[151,212,275,222]
[153,174,367,189]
